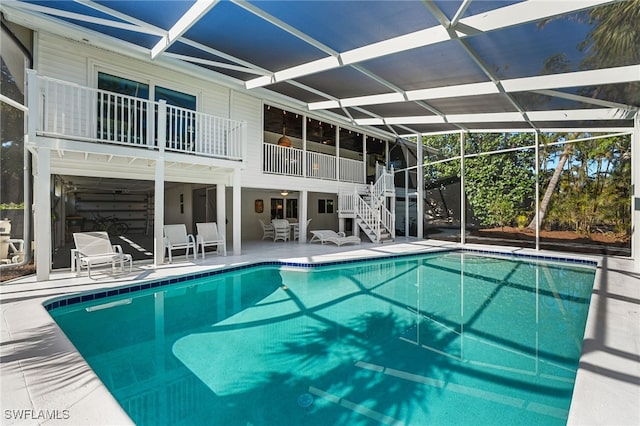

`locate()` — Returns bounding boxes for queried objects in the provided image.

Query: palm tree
[527,143,572,230]
[529,0,639,230]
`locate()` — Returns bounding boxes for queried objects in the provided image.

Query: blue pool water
[49,251,596,425]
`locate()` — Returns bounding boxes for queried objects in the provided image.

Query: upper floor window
[98,72,149,98]
[155,86,196,110]
[96,72,196,148]
[264,105,302,148]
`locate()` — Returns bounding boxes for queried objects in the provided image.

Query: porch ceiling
[46,149,235,191]
[3,0,638,137]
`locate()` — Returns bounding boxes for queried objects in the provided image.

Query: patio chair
[73,231,132,278]
[293,218,312,241]
[309,230,361,246]
[164,224,196,263]
[196,222,226,258]
[272,219,291,242]
[259,219,275,240]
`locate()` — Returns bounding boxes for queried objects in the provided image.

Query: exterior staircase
[338,167,396,243]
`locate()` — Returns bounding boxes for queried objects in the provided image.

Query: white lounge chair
[164,224,196,263]
[259,219,274,240]
[196,222,226,258]
[309,230,361,246]
[73,231,132,278]
[272,219,291,242]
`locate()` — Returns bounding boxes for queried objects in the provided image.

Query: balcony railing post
[157,100,166,153]
[26,70,39,140]
[241,121,248,166]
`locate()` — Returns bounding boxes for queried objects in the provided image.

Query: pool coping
[1,240,638,425]
[42,247,598,312]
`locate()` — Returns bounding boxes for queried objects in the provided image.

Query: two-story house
[1,1,638,282]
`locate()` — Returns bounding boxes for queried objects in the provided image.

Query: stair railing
[353,190,380,242]
[339,166,395,243]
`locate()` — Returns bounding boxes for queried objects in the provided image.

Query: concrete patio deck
[1,238,638,425]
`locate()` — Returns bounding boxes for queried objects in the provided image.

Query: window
[97,72,149,143]
[271,198,298,219]
[318,199,334,214]
[264,105,302,147]
[271,198,284,219]
[156,86,196,151]
[286,199,298,219]
[97,72,196,148]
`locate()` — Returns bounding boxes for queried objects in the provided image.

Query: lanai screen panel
[3,0,637,135]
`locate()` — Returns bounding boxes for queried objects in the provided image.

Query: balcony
[28,72,246,162]
[263,143,365,184]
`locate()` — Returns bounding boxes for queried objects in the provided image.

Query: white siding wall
[238,189,340,241]
[230,90,261,175]
[164,185,194,234]
[37,32,231,119]
[36,33,88,84]
[35,32,363,204]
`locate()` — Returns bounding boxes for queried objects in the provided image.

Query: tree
[530,0,639,231]
[543,135,631,236]
[424,133,535,229]
[527,141,572,230]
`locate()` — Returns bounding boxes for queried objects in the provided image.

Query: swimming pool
[48,250,596,425]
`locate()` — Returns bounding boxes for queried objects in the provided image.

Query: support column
[216,183,226,242]
[535,131,540,251]
[232,169,241,255]
[633,115,640,269]
[154,159,165,266]
[302,117,307,178]
[154,100,166,266]
[335,127,340,181]
[416,134,424,239]
[362,133,367,184]
[460,131,466,245]
[405,168,409,237]
[35,148,51,281]
[299,190,308,243]
[385,140,390,167]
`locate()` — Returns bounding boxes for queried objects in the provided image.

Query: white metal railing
[165,105,244,159]
[339,157,365,183]
[306,150,336,180]
[263,143,303,176]
[379,202,395,239]
[354,192,381,241]
[33,73,245,161]
[338,170,396,242]
[369,168,393,207]
[338,192,356,215]
[263,145,366,184]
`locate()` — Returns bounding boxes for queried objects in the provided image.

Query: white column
[385,139,390,167]
[405,168,409,237]
[362,133,367,183]
[232,169,241,255]
[299,190,308,243]
[216,183,226,240]
[154,101,166,266]
[154,160,165,266]
[460,131,466,245]
[416,134,424,239]
[335,126,340,181]
[302,116,307,177]
[535,131,540,251]
[26,70,38,139]
[35,148,51,281]
[633,114,640,269]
